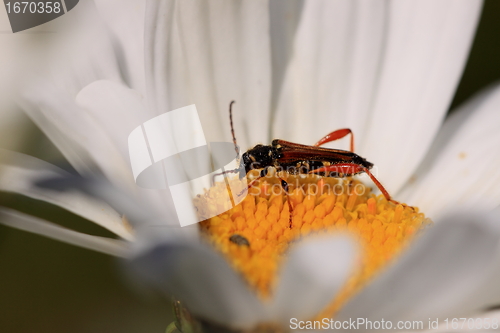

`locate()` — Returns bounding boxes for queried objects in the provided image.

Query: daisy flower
[1,0,500,332]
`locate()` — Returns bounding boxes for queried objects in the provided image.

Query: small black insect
[229,234,250,247]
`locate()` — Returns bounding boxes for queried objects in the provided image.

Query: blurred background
[1,1,500,332]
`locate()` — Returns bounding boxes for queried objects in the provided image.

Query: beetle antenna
[229,101,240,158]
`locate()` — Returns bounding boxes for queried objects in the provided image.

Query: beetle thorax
[242,144,276,174]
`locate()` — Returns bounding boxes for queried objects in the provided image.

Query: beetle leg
[277,177,293,228]
[314,128,354,152]
[362,167,398,205]
[359,168,414,209]
[212,168,239,185]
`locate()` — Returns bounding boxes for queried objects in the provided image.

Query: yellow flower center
[195,171,432,318]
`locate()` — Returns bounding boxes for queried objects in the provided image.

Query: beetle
[217,101,404,227]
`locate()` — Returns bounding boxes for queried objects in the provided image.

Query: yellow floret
[195,171,432,318]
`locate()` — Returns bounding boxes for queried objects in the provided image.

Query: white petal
[274,0,388,146]
[274,0,482,194]
[36,173,199,241]
[270,235,356,324]
[19,1,132,176]
[20,85,98,176]
[75,80,151,167]
[0,15,31,153]
[75,80,186,221]
[41,1,124,98]
[21,80,132,183]
[0,208,128,257]
[336,211,500,328]
[361,0,482,193]
[463,209,500,310]
[128,239,267,329]
[0,150,133,240]
[398,83,500,220]
[94,0,147,93]
[268,0,304,118]
[144,0,272,150]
